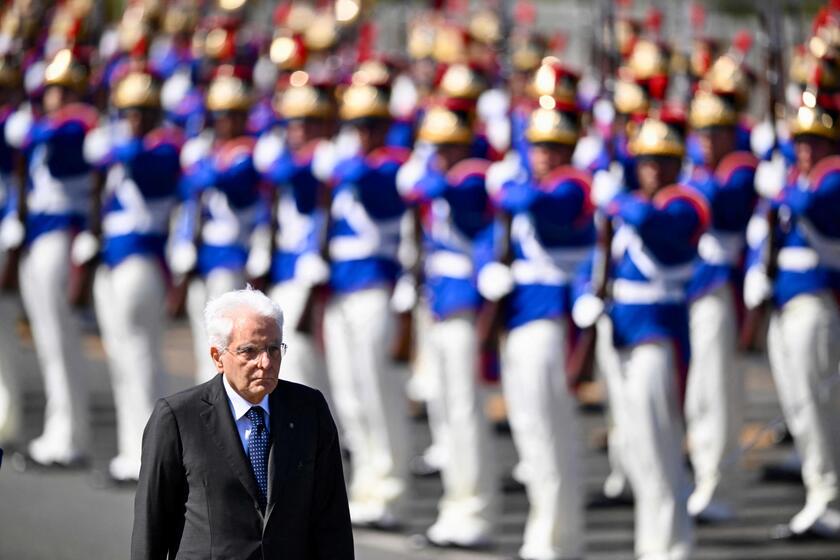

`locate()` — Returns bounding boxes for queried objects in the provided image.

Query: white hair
[204,287,284,349]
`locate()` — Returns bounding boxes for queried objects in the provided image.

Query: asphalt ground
[1,302,839,559]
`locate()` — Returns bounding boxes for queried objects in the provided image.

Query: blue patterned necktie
[246,406,269,506]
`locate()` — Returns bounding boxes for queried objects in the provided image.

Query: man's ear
[209,346,224,372]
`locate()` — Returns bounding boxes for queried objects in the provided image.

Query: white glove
[83,126,112,166]
[253,130,285,173]
[477,262,514,302]
[245,226,273,278]
[70,231,100,265]
[161,70,192,112]
[592,162,624,208]
[744,267,772,310]
[170,242,197,276]
[755,153,787,200]
[0,217,24,250]
[572,134,604,171]
[390,274,418,313]
[572,293,605,329]
[295,252,329,286]
[750,119,776,158]
[5,107,32,149]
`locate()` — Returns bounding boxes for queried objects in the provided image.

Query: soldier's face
[697,127,736,168]
[529,143,572,180]
[42,86,66,114]
[795,135,837,176]
[436,143,470,171]
[637,156,681,198]
[210,311,282,405]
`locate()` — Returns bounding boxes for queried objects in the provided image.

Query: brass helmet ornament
[437,63,485,101]
[276,72,334,119]
[525,107,579,145]
[528,57,579,106]
[112,71,161,110]
[789,92,840,140]
[689,90,738,129]
[206,67,251,112]
[613,75,650,116]
[339,83,390,121]
[269,34,306,71]
[43,48,88,93]
[417,106,472,145]
[629,116,686,158]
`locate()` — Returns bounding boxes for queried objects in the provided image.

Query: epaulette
[654,184,712,242]
[446,157,490,186]
[216,136,256,169]
[367,146,410,168]
[540,165,595,217]
[714,150,758,185]
[808,155,840,192]
[144,127,185,151]
[49,103,99,131]
[293,138,321,166]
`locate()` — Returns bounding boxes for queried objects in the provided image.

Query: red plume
[732,29,752,56]
[645,7,663,37]
[357,22,376,63]
[514,0,537,26]
[690,3,705,30]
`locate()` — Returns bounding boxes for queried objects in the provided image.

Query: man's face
[697,126,736,168]
[43,85,67,114]
[795,135,837,176]
[529,143,572,180]
[210,311,282,404]
[636,155,681,198]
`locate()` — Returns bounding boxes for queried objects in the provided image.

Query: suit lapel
[200,376,263,508]
[265,385,297,524]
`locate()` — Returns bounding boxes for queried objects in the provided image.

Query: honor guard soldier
[573,113,710,560]
[81,69,183,483]
[3,47,98,467]
[170,66,261,382]
[682,89,758,522]
[0,55,22,449]
[397,106,498,549]
[316,73,411,529]
[486,105,592,560]
[254,76,334,404]
[744,97,840,540]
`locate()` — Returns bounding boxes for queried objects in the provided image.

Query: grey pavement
[1,302,839,559]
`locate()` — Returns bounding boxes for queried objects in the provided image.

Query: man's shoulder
[274,379,324,406]
[159,376,221,413]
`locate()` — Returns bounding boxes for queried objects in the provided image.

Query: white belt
[425,250,474,279]
[612,278,685,304]
[777,247,820,272]
[698,230,744,266]
[328,235,399,261]
[511,259,570,286]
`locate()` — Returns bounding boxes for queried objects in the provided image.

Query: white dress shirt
[222,374,271,453]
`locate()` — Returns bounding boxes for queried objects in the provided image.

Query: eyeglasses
[223,342,288,362]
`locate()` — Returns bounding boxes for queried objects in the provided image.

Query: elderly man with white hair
[133,287,353,560]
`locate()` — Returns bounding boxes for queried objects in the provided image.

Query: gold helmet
[277,73,334,119]
[417,106,472,145]
[163,2,198,35]
[206,68,250,112]
[628,39,669,81]
[790,96,840,140]
[511,32,546,73]
[706,53,750,109]
[433,24,468,64]
[112,71,160,110]
[269,34,306,71]
[689,90,738,129]
[335,0,363,26]
[613,76,649,116]
[438,63,485,101]
[303,11,337,52]
[529,57,579,105]
[339,84,389,121]
[525,108,579,145]
[407,20,436,60]
[43,48,88,93]
[352,60,393,87]
[468,9,501,46]
[629,117,685,158]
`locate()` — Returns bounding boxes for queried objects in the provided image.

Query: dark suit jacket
[131,376,354,560]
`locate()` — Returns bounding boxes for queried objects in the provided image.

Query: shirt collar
[222,374,270,421]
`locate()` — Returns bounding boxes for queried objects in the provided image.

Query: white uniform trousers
[18,230,90,462]
[685,285,742,517]
[93,256,167,480]
[502,319,584,560]
[768,291,840,535]
[323,286,409,520]
[405,300,449,471]
[0,251,21,445]
[187,268,245,383]
[268,281,332,408]
[596,315,631,499]
[614,341,694,560]
[425,312,497,544]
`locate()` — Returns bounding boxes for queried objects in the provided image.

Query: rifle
[68,169,105,308]
[567,214,614,392]
[391,205,425,363]
[295,177,332,335]
[167,190,205,318]
[0,150,28,293]
[738,5,786,351]
[475,211,514,357]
